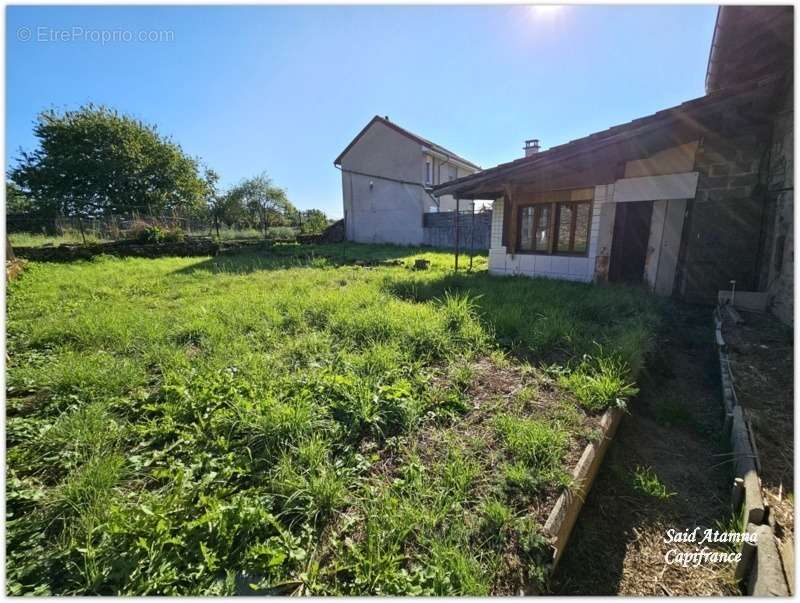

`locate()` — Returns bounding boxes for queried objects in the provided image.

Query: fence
[6,212,299,244]
[7,212,210,236]
[422,209,492,250]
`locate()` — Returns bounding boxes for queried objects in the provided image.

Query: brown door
[609,201,653,284]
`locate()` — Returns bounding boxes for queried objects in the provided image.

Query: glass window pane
[557,204,574,252]
[519,207,535,250]
[534,205,551,251]
[573,203,590,253]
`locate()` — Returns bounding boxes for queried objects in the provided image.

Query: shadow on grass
[382,270,663,370]
[171,241,660,373]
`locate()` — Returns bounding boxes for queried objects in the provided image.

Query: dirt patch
[553,304,738,595]
[722,310,794,546]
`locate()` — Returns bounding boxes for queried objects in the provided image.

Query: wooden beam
[503,184,519,255]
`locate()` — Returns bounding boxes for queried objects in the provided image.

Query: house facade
[433,6,793,324]
[334,116,480,245]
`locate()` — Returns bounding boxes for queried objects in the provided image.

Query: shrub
[127,222,186,244]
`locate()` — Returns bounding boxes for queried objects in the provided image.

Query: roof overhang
[432,76,782,200]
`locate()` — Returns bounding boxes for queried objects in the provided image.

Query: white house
[334,116,480,245]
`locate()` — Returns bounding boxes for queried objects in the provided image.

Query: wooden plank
[745,410,763,475]
[731,406,765,525]
[749,525,790,596]
[543,406,623,571]
[780,536,794,594]
[732,477,745,512]
[735,522,760,582]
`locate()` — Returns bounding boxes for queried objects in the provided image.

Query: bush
[130,223,186,244]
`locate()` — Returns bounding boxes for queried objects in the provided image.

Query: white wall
[343,171,427,245]
[340,121,479,245]
[341,121,428,245]
[488,185,607,282]
[436,164,478,212]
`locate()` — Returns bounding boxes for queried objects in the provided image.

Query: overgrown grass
[6,243,660,595]
[8,226,298,248]
[8,231,109,247]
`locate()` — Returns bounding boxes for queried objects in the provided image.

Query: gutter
[422,145,477,176]
[705,6,725,93]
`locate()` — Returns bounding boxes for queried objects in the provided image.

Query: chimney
[524,139,540,157]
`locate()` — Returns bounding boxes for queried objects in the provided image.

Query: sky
[6,5,718,218]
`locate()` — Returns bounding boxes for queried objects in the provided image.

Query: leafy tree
[299,209,329,234]
[228,173,297,238]
[10,105,207,224]
[5,182,32,214]
[203,169,224,236]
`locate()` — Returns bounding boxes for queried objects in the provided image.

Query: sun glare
[529,5,565,19]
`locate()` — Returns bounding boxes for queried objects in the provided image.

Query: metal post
[454,197,460,272]
[469,204,476,271]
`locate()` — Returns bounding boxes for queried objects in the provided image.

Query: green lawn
[6,243,661,595]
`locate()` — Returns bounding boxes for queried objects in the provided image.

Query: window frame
[516,199,592,257]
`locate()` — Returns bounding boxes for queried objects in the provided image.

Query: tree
[299,209,329,234]
[10,105,207,229]
[6,182,32,214]
[203,169,223,237]
[228,173,297,238]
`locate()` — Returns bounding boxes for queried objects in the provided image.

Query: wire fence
[6,212,299,247]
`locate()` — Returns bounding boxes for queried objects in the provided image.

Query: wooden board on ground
[544,406,624,571]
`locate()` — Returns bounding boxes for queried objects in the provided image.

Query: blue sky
[6,5,717,218]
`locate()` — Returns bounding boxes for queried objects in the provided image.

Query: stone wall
[764,86,794,325]
[13,238,220,261]
[677,111,772,304]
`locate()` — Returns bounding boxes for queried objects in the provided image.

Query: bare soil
[722,310,794,549]
[553,304,739,595]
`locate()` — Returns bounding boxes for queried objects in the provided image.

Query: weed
[631,466,675,499]
[479,498,514,543]
[494,415,570,490]
[557,352,639,411]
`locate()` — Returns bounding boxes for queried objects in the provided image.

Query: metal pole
[454,197,460,272]
[469,204,476,272]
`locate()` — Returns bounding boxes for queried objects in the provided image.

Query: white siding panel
[612,172,699,203]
